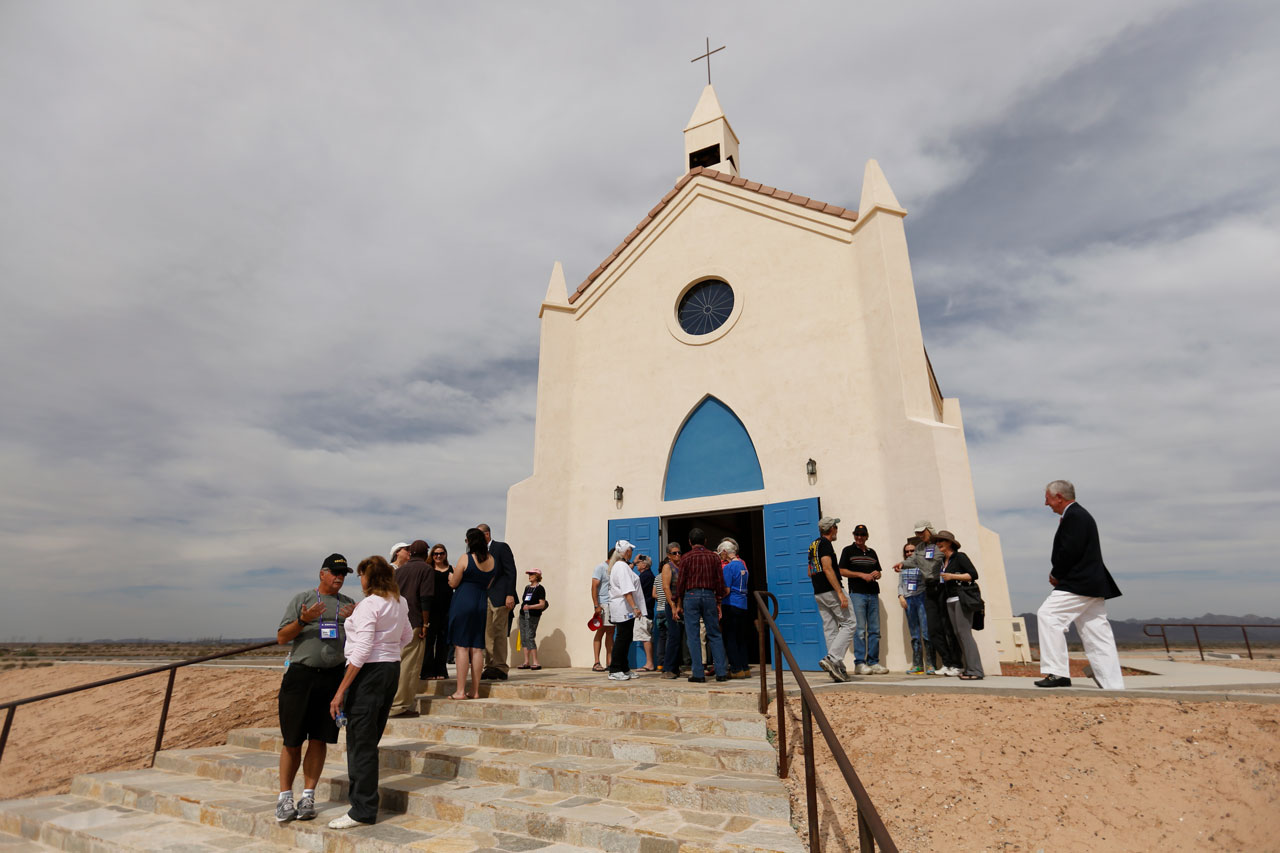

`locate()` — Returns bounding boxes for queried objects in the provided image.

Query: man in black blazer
[1035,480,1125,689]
[478,523,518,680]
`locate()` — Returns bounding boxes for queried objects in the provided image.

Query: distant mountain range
[1016,613,1280,647]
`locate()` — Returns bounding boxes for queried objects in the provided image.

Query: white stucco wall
[506,167,1010,674]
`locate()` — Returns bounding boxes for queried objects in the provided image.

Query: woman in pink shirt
[327,555,413,829]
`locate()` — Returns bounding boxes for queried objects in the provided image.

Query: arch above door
[663,396,764,501]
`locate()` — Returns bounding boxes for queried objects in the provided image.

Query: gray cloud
[1,1,1276,639]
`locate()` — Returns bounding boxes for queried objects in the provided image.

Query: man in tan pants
[389,540,433,717]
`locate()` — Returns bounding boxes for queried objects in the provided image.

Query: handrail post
[859,810,875,852]
[758,613,768,715]
[1160,625,1169,656]
[775,637,788,779]
[1193,626,1204,660]
[1242,626,1254,660]
[0,707,13,766]
[151,668,178,767]
[802,701,819,853]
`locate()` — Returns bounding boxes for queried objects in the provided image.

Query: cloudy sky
[2,2,1276,641]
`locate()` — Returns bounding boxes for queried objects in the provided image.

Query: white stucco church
[505,84,1019,673]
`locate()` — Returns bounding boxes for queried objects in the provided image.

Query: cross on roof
[690,37,725,86]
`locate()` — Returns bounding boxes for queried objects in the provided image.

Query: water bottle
[283,652,291,670]
[334,710,347,728]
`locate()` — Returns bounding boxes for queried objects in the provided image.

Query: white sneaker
[870,664,889,675]
[328,814,367,829]
[945,667,961,676]
[608,671,629,681]
[854,663,870,675]
[818,658,848,683]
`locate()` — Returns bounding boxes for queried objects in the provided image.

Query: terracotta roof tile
[566,169,856,304]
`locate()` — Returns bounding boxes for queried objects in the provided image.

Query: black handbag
[958,582,986,631]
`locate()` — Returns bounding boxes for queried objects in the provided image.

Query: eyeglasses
[904,549,916,554]
[431,552,446,557]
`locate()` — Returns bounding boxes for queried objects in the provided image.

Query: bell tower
[683,84,740,176]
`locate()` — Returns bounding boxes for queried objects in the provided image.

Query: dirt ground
[772,692,1280,853]
[0,664,279,799]
[3,663,1278,853]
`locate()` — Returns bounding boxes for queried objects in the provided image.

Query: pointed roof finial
[690,37,725,86]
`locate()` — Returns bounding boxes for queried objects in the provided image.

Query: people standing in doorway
[634,555,657,672]
[421,544,453,680]
[933,531,984,680]
[273,553,356,824]
[518,569,548,670]
[809,517,854,683]
[590,551,613,672]
[717,538,751,678]
[478,523,517,681]
[672,528,728,683]
[895,521,962,676]
[607,540,643,681]
[389,540,433,718]
[898,541,931,674]
[448,528,495,700]
[326,556,412,830]
[839,524,888,675]
[1036,480,1124,690]
[660,543,688,678]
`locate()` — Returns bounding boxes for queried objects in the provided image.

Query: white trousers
[1036,590,1124,690]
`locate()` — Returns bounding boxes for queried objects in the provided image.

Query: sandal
[530,665,541,670]
[958,674,983,680]
[592,663,605,672]
[639,666,656,672]
[517,664,531,669]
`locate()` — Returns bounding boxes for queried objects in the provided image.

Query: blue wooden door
[607,516,659,670]
[763,498,824,670]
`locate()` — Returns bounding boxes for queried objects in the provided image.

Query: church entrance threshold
[663,507,766,666]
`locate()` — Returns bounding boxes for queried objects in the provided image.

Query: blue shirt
[722,558,748,609]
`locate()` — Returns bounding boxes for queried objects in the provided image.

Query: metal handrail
[0,640,278,768]
[1142,623,1278,660]
[753,590,897,853]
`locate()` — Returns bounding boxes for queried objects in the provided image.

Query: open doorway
[663,507,768,665]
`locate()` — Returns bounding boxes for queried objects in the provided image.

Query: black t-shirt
[807,537,838,594]
[839,544,881,595]
[521,584,547,618]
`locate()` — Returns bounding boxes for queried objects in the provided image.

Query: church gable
[663,396,764,501]
[567,167,858,307]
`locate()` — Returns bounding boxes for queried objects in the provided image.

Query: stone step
[416,694,769,739]
[66,771,591,853]
[77,765,805,853]
[0,794,307,853]
[0,832,49,852]
[421,676,763,711]
[229,714,776,775]
[158,739,789,819]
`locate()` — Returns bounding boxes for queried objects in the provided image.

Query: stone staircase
[0,674,805,852]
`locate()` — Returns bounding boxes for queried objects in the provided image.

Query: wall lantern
[805,458,817,477]
[614,485,624,502]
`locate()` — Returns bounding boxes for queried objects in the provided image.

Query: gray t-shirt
[592,561,610,607]
[902,540,945,583]
[279,589,356,668]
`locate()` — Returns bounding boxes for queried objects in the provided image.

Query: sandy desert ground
[1,663,1277,852]
[773,689,1280,853]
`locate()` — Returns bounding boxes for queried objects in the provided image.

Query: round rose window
[677,280,735,336]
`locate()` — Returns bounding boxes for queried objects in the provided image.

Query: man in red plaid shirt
[671,528,729,682]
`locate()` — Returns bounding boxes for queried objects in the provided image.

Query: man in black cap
[274,553,356,823]
[840,524,887,674]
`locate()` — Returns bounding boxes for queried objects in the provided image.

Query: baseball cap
[389,542,410,561]
[853,524,869,537]
[614,539,635,554]
[321,553,352,575]
[817,517,840,533]
[526,568,543,577]
[913,520,934,534]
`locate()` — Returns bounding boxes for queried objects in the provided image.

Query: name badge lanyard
[316,589,340,640]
